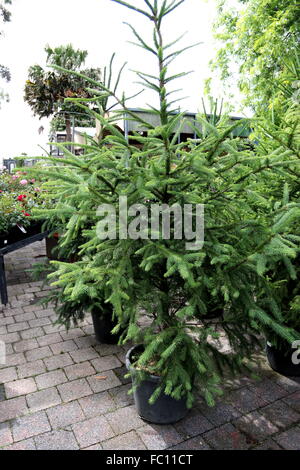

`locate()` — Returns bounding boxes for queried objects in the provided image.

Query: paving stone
[72,415,114,447]
[50,340,78,355]
[283,391,300,412]
[0,396,27,422]
[4,438,36,450]
[37,333,62,347]
[248,378,288,402]
[46,401,85,428]
[36,370,67,390]
[0,352,26,368]
[197,400,241,426]
[109,384,134,408]
[5,377,37,398]
[202,423,251,450]
[0,317,15,326]
[60,328,85,341]
[83,443,103,450]
[106,404,144,434]
[114,366,131,385]
[137,424,183,450]
[253,439,283,450]
[29,318,51,328]
[0,326,7,335]
[43,323,64,335]
[43,354,73,372]
[0,422,13,447]
[21,327,44,340]
[91,355,122,373]
[25,346,52,362]
[12,410,51,442]
[103,431,146,450]
[58,378,93,402]
[259,401,300,429]
[225,387,268,414]
[0,367,17,383]
[64,361,96,381]
[35,429,79,450]
[79,391,116,418]
[170,436,211,450]
[7,322,29,333]
[175,410,214,438]
[14,312,36,323]
[17,360,46,379]
[273,376,300,394]
[234,411,279,443]
[94,343,123,357]
[87,370,121,393]
[34,308,55,318]
[74,335,99,349]
[274,426,300,450]
[13,338,39,353]
[70,347,99,363]
[0,332,20,344]
[26,387,61,412]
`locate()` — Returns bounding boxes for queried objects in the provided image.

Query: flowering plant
[0,167,44,236]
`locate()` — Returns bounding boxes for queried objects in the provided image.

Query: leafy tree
[24,44,102,143]
[210,0,300,117]
[0,0,12,105]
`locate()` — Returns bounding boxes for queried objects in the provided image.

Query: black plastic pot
[91,308,120,344]
[266,342,300,377]
[126,345,189,425]
[0,221,44,248]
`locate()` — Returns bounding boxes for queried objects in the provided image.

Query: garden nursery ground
[0,240,299,451]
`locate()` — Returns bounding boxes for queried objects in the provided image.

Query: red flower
[24,213,30,216]
[17,194,26,201]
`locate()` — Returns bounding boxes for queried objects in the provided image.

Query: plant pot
[126,344,189,424]
[91,309,120,344]
[266,342,300,377]
[0,221,44,248]
[45,234,61,260]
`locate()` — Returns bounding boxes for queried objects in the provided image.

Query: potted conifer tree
[28,0,300,423]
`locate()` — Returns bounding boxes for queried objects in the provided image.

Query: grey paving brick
[14,312,36,323]
[46,401,85,428]
[138,424,183,450]
[72,415,114,447]
[17,360,46,379]
[273,376,300,394]
[202,423,251,450]
[74,335,98,349]
[234,411,279,442]
[70,347,99,363]
[21,327,44,340]
[5,377,37,398]
[83,443,103,450]
[37,333,62,347]
[44,353,74,371]
[106,404,144,434]
[0,396,27,422]
[248,378,288,402]
[50,340,78,355]
[170,436,211,450]
[0,367,17,383]
[274,426,300,450]
[0,422,13,447]
[197,400,241,426]
[103,431,146,450]
[225,387,268,414]
[87,370,121,393]
[43,323,64,335]
[91,355,122,373]
[283,391,300,412]
[0,332,20,343]
[7,322,29,333]
[12,410,51,442]
[26,387,61,412]
[36,370,67,390]
[13,338,39,353]
[60,328,85,341]
[259,400,300,429]
[25,346,52,362]
[0,317,15,326]
[64,361,95,381]
[58,378,93,402]
[109,384,134,408]
[175,410,214,438]
[1,353,26,368]
[94,343,123,357]
[79,391,115,418]
[253,438,282,450]
[4,437,36,450]
[35,429,79,450]
[29,318,51,328]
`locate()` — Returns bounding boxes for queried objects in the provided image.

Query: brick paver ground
[0,241,299,450]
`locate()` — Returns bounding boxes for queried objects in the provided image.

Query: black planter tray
[0,224,51,305]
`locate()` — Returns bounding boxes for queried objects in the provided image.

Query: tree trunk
[65,114,72,152]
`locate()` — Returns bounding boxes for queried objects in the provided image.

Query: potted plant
[28,0,300,424]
